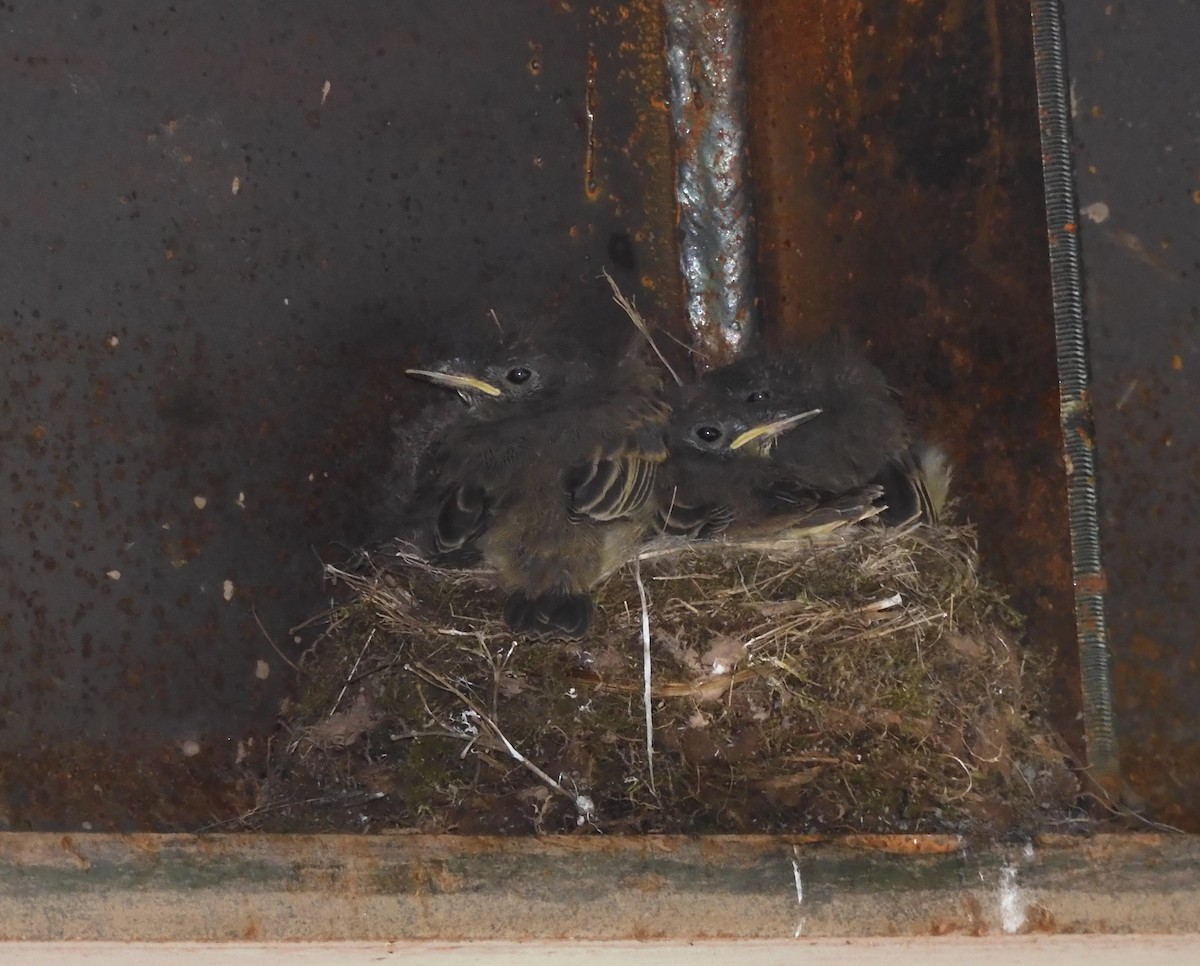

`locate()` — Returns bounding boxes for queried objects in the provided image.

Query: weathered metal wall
[0,0,680,829]
[740,0,1078,747]
[6,0,1193,834]
[1068,3,1200,829]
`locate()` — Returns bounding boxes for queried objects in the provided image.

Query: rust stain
[1129,632,1163,662]
[585,43,600,199]
[1,740,260,832]
[58,835,92,871]
[1021,903,1059,933]
[621,871,668,893]
[936,892,1054,937]
[961,893,987,936]
[591,0,686,330]
[840,834,965,855]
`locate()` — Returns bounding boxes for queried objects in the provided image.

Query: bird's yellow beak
[729,408,823,450]
[405,368,503,397]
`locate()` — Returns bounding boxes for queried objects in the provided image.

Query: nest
[248,523,1082,836]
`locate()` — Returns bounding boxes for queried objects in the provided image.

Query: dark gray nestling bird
[403,332,669,639]
[657,406,884,539]
[692,333,950,525]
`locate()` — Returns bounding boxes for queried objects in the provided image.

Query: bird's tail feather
[913,443,953,524]
[876,443,953,526]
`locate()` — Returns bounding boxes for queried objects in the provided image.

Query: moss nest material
[249,524,1082,835]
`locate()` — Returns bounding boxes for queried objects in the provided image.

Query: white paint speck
[222,579,235,602]
[1081,201,1110,224]
[321,80,332,105]
[231,175,241,196]
[235,491,246,510]
[999,861,1026,934]
[574,794,595,826]
[105,569,121,581]
[193,495,208,510]
[181,739,201,758]
[255,659,270,680]
[106,335,119,349]
[791,847,806,938]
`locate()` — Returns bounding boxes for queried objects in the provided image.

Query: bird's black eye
[506,367,532,384]
[695,425,723,443]
[747,389,770,404]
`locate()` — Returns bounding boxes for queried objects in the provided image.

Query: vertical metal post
[663,0,758,368]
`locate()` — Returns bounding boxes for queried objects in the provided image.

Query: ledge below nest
[251,524,1083,836]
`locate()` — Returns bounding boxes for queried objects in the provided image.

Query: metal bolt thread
[1031,0,1120,778]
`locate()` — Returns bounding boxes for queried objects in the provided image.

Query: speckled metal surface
[740,0,1080,751]
[0,0,681,830]
[1068,3,1200,829]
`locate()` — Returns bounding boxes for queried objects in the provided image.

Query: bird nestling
[692,333,951,525]
[657,404,883,539]
[403,332,668,639]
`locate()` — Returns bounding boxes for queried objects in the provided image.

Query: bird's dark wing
[556,349,669,524]
[768,483,884,531]
[755,477,824,509]
[431,482,489,560]
[652,451,738,538]
[655,496,735,539]
[565,388,668,524]
[565,449,660,523]
[657,451,884,538]
[873,447,948,526]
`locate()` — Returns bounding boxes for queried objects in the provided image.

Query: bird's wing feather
[433,482,489,554]
[656,498,734,538]
[567,449,659,522]
[756,477,823,509]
